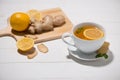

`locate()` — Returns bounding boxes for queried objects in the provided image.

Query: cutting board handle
[0,27,12,37]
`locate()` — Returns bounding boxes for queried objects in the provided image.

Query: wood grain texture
[0,8,73,43]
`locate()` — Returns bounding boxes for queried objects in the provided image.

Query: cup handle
[62,33,75,46]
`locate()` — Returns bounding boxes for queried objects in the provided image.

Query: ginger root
[34,21,43,33]
[28,25,35,34]
[53,15,65,26]
[27,14,66,34]
[42,15,54,31]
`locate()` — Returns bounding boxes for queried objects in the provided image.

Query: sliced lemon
[27,9,42,21]
[83,28,104,40]
[27,9,38,16]
[16,37,34,51]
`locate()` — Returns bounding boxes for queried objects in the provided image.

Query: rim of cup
[72,22,106,41]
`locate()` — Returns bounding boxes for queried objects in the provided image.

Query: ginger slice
[27,47,38,59]
[24,35,38,40]
[18,47,38,59]
[97,42,110,54]
[37,43,48,53]
[96,42,110,59]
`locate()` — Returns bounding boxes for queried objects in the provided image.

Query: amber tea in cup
[74,25,104,40]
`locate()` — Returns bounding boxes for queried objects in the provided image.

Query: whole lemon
[10,12,30,31]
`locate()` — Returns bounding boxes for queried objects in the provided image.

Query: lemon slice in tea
[83,28,104,40]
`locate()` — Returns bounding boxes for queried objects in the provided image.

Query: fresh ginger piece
[97,42,110,54]
[96,42,110,59]
[27,48,38,59]
[37,43,48,53]
[24,35,38,40]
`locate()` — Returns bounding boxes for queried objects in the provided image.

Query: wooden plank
[0,8,73,43]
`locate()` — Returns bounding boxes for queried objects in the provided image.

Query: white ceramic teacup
[62,22,105,54]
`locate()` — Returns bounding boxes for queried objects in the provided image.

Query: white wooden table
[0,0,120,80]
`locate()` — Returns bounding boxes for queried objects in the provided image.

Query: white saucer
[68,45,101,61]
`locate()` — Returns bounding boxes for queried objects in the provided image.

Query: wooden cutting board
[0,8,73,44]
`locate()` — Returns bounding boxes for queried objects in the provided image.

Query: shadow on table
[67,50,114,67]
